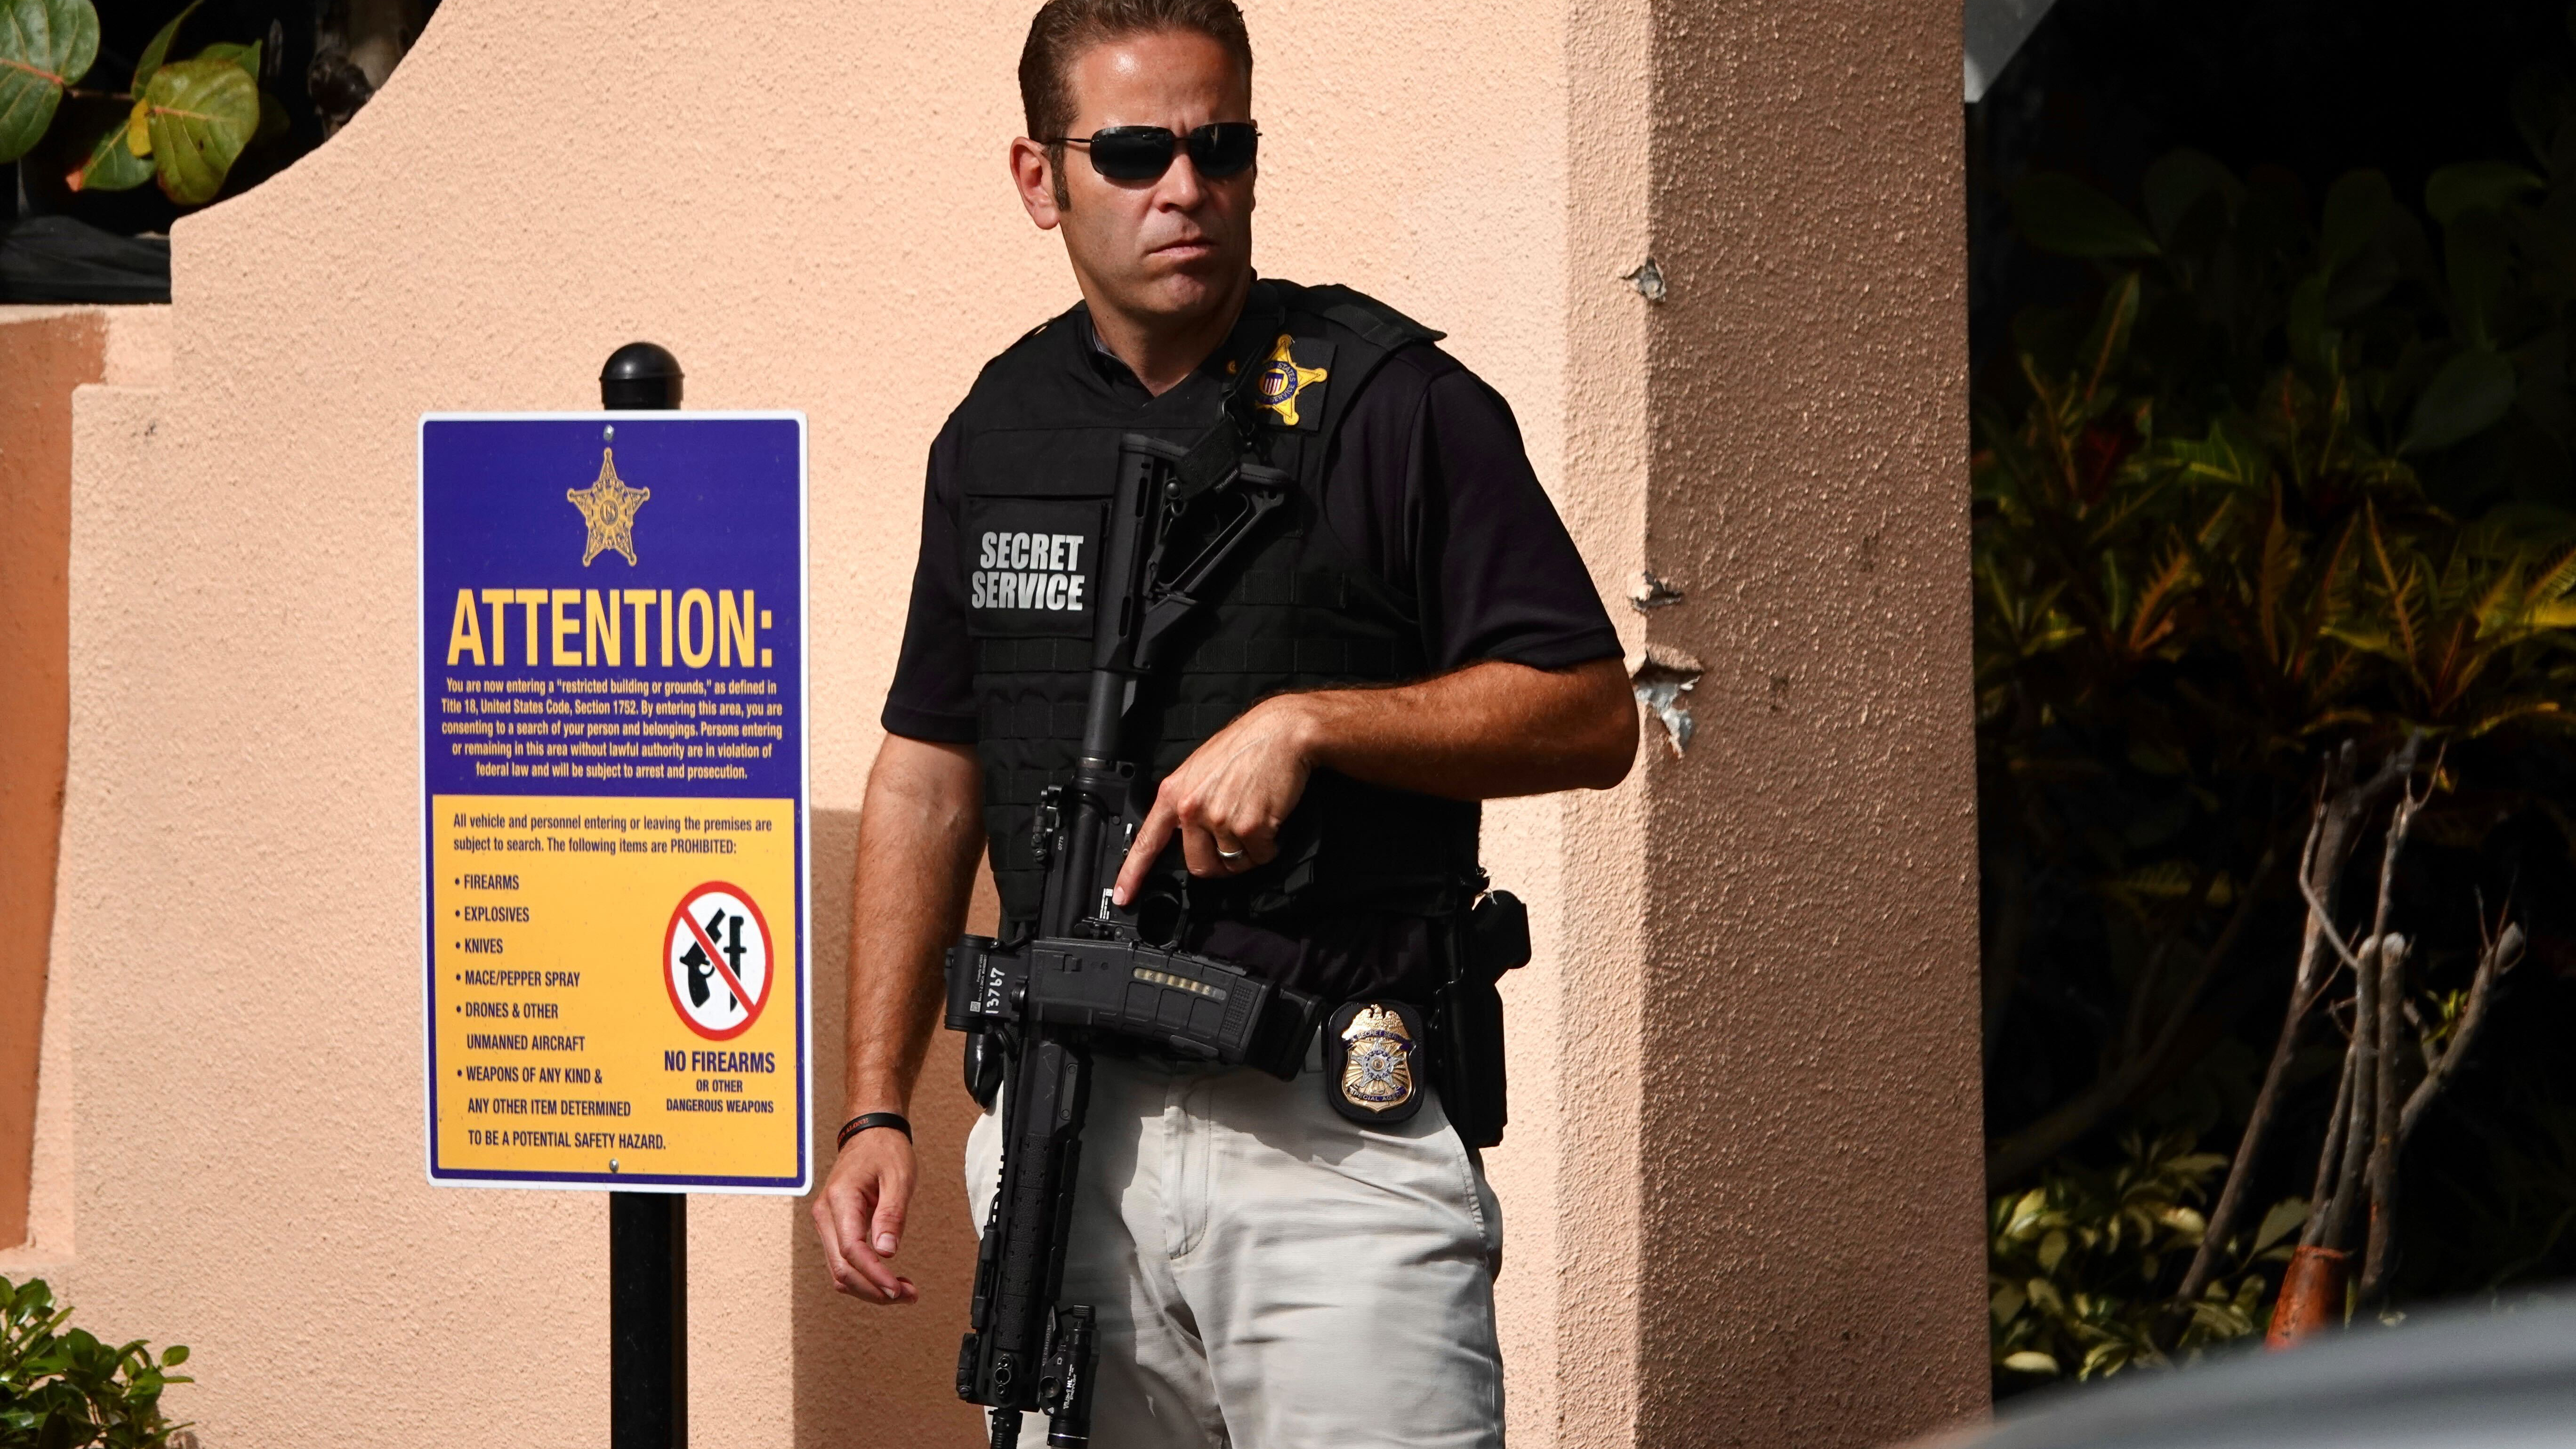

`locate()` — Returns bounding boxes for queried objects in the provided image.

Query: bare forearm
[1116,656,1635,901]
[841,737,984,1119]
[1282,656,1636,800]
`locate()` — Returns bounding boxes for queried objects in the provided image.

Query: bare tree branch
[1982,849,2277,1185]
[2302,1038,2358,1248]
[2366,783,2427,946]
[2398,923,2523,1147]
[2145,849,2278,1063]
[2328,790,2419,1269]
[2400,996,2438,1073]
[2321,935,2381,1252]
[2360,934,2409,1304]
[2176,732,2421,1306]
[2296,869,2372,978]
[2125,859,2224,1063]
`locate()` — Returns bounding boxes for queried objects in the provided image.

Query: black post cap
[601,342,684,411]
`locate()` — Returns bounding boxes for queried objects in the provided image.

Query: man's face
[1018,29,1255,323]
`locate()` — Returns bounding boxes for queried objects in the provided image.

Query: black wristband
[837,1111,912,1149]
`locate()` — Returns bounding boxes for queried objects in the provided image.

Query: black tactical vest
[953,278,1481,945]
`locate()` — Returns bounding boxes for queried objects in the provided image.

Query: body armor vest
[953,279,1481,942]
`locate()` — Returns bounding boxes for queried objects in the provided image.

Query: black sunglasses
[1045,122,1259,182]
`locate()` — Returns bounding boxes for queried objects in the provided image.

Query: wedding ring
[1216,845,1246,861]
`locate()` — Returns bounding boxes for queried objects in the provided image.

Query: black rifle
[944,433,1326,1449]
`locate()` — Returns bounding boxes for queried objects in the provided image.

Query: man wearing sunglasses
[811,1,1636,1444]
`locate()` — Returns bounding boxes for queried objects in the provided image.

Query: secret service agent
[810,2,1638,1445]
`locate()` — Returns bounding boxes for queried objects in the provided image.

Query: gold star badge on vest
[1325,999,1426,1124]
[1250,333,1334,431]
[567,447,651,566]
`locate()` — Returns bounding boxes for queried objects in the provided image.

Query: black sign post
[602,341,688,1449]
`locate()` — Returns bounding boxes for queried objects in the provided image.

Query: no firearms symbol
[665,883,773,1040]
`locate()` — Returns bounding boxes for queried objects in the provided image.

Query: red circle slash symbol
[664,882,773,1040]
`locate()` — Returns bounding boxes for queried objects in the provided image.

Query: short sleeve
[1405,367,1622,673]
[879,417,980,743]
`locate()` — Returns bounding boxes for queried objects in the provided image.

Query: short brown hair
[1018,0,1255,143]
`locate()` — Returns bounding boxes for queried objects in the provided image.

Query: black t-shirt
[881,299,1618,998]
[884,313,1621,742]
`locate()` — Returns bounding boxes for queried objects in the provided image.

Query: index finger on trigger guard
[1116,810,1173,902]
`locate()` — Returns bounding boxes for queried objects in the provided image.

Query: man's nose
[1156,153,1207,208]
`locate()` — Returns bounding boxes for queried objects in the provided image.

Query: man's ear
[1011,137,1064,231]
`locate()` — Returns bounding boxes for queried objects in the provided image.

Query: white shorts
[966,1048,1506,1449]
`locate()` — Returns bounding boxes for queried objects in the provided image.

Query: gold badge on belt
[1324,999,1427,1125]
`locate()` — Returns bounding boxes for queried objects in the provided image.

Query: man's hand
[805,733,982,1307]
[1113,695,1314,904]
[1112,658,1636,905]
[810,1126,920,1304]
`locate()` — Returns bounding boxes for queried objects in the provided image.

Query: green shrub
[1976,126,2576,1331]
[1989,1133,2306,1389]
[0,1277,191,1449]
[0,0,284,207]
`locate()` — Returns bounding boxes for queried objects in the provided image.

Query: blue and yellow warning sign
[419,412,809,1193]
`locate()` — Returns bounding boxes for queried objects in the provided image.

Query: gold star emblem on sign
[567,448,650,566]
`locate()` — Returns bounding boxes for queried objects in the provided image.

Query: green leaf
[71,109,153,191]
[2288,272,2329,369]
[2403,347,2518,454]
[196,36,258,81]
[2025,1276,2068,1316]
[1990,1280,2027,1324]
[2157,1205,2208,1244]
[2081,1339,2139,1378]
[2164,424,2262,490]
[2000,1350,2061,1375]
[252,86,284,144]
[140,53,256,205]
[196,39,283,145]
[2320,169,2391,273]
[161,1343,188,1366]
[0,0,101,162]
[2077,271,2142,408]
[2142,149,2238,245]
[2251,1197,2309,1255]
[2014,173,2163,259]
[2426,161,2544,225]
[2325,234,2399,320]
[130,0,198,91]
[2447,209,2510,348]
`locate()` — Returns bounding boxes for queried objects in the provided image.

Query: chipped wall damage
[1628,577,1695,754]
[1629,644,1702,755]
[1627,570,1684,611]
[1612,0,1989,1442]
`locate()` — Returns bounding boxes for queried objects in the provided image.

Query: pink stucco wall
[0,305,168,1259]
[0,308,98,1255]
[25,0,1983,1445]
[1629,2,1988,1440]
